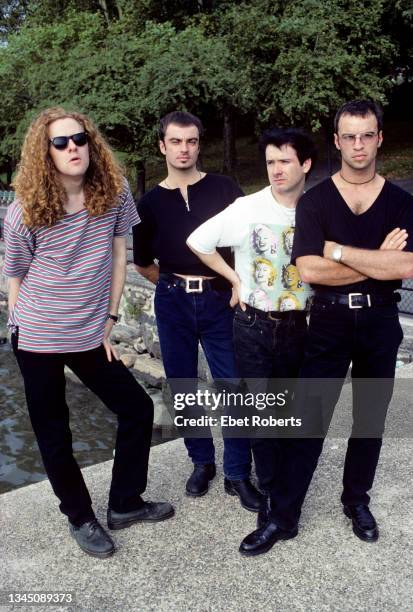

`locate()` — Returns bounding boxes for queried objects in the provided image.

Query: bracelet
[106,313,120,323]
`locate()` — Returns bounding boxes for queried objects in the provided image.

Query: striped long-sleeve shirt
[3,184,139,352]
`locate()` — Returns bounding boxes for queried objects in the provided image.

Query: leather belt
[245,304,307,321]
[159,273,231,293]
[313,291,401,309]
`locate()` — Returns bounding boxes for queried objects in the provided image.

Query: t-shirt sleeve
[133,196,157,267]
[392,190,413,252]
[3,201,35,278]
[187,199,247,254]
[113,182,140,237]
[291,192,325,265]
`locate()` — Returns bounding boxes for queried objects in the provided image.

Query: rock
[133,339,147,354]
[116,343,138,358]
[133,354,165,388]
[120,353,138,368]
[110,324,138,344]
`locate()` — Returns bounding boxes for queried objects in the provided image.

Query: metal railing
[399,280,413,315]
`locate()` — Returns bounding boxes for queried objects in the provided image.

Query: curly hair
[13,107,125,228]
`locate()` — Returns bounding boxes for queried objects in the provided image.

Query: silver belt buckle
[348,292,371,309]
[185,277,203,293]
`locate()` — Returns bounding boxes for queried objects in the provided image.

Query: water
[0,340,172,494]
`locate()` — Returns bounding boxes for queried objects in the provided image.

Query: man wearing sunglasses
[238,99,413,556]
[133,111,263,512]
[4,107,174,559]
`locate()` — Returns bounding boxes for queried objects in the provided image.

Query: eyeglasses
[339,132,378,145]
[49,132,88,150]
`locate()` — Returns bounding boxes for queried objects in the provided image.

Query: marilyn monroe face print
[251,224,278,256]
[253,257,277,288]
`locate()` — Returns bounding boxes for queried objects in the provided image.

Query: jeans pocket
[155,279,177,297]
[233,308,256,328]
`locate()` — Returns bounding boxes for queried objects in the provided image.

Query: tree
[0,9,253,193]
[214,0,401,172]
[0,0,409,187]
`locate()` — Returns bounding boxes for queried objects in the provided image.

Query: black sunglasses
[49,131,88,150]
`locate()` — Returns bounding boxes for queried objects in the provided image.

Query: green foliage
[0,0,410,179]
[218,0,398,130]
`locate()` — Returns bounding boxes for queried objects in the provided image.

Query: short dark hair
[159,111,204,141]
[259,127,317,169]
[334,99,383,133]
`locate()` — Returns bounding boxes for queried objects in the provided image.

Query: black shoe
[107,501,174,530]
[239,520,298,557]
[186,463,216,497]
[224,478,266,512]
[343,504,379,542]
[69,519,115,558]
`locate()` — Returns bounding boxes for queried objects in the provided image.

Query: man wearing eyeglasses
[133,111,263,512]
[238,99,413,556]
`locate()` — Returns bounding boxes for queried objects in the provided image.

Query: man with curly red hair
[3,107,174,559]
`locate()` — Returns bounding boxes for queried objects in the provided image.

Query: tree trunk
[6,159,13,187]
[97,0,110,25]
[222,108,237,178]
[323,119,333,176]
[136,161,146,199]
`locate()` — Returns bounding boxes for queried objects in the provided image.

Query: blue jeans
[232,306,308,494]
[154,276,252,480]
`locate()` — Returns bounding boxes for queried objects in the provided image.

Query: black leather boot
[224,478,266,512]
[186,463,216,496]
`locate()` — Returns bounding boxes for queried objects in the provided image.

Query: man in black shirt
[133,111,263,512]
[239,99,413,556]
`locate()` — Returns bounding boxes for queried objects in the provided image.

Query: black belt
[313,291,400,309]
[245,304,307,321]
[159,273,231,293]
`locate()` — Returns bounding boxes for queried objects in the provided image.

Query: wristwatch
[106,313,120,324]
[332,245,343,263]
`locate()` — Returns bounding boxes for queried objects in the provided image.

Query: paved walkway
[1,367,413,612]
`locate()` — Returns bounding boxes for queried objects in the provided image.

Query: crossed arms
[297,227,413,285]
[188,227,412,311]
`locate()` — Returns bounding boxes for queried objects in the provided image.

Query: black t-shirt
[133,173,243,276]
[291,178,413,294]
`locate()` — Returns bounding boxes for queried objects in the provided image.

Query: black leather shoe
[239,520,298,557]
[224,478,266,512]
[107,502,174,530]
[343,504,379,542]
[69,519,115,558]
[186,463,216,497]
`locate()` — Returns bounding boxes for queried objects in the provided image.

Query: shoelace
[86,519,100,536]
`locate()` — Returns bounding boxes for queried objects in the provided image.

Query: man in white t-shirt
[187,127,317,547]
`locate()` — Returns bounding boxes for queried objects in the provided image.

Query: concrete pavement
[1,414,412,611]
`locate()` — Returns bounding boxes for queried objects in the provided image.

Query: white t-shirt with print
[187,186,313,312]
